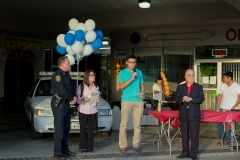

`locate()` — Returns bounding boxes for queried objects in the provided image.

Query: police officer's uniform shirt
[219,82,240,110]
[51,69,76,101]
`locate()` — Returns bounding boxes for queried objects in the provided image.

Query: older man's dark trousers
[51,101,71,156]
[180,111,200,158]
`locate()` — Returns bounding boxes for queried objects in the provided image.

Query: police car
[24,71,113,139]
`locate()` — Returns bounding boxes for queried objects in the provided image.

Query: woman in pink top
[76,69,99,153]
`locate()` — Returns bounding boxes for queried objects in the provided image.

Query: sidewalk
[0,123,240,159]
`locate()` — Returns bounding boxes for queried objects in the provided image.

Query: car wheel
[107,127,112,137]
[30,113,43,139]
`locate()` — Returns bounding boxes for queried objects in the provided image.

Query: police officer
[51,56,77,158]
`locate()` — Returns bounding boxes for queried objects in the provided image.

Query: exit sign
[212,49,228,57]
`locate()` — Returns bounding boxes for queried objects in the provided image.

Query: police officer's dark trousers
[51,100,71,156]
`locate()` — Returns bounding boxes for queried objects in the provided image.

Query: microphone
[133,68,137,78]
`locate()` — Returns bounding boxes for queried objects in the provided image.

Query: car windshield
[35,79,81,97]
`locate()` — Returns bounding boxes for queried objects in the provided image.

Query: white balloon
[81,40,85,46]
[76,53,84,61]
[56,34,67,48]
[82,44,93,56]
[75,23,86,32]
[71,41,83,54]
[68,30,75,34]
[85,19,95,31]
[66,45,74,55]
[65,54,75,65]
[69,18,79,30]
[85,31,96,43]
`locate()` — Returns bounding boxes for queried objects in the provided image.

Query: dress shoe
[63,151,76,156]
[53,154,68,159]
[190,156,199,160]
[81,149,88,153]
[176,155,190,159]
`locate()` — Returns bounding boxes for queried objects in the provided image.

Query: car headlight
[98,109,112,116]
[35,109,53,117]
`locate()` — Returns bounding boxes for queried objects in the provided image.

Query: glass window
[35,80,52,97]
[222,62,240,83]
[196,45,240,59]
[196,63,217,88]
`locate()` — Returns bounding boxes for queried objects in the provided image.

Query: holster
[54,94,63,107]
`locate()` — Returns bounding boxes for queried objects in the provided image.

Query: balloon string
[77,59,79,88]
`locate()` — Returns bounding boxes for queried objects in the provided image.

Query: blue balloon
[86,41,92,45]
[92,38,102,50]
[75,30,85,41]
[56,45,66,55]
[95,30,103,39]
[64,33,75,45]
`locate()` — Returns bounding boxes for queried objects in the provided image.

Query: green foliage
[200,63,217,76]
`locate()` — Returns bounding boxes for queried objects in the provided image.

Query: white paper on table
[89,91,100,106]
[210,76,216,84]
[202,76,209,84]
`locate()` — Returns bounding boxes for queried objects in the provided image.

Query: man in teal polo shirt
[118,55,145,153]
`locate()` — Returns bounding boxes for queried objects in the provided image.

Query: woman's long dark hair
[83,69,98,87]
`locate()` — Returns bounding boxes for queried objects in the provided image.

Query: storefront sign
[1,35,44,52]
[115,46,126,57]
[225,28,240,42]
[212,48,228,58]
[0,48,6,60]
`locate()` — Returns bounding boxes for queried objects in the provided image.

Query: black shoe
[81,149,88,153]
[176,155,190,159]
[53,154,68,159]
[63,151,76,156]
[190,156,199,160]
[88,149,94,153]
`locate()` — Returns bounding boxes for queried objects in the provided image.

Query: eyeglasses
[127,61,136,64]
[185,74,195,77]
[90,74,95,77]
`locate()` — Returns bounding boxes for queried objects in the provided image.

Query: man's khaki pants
[119,101,144,148]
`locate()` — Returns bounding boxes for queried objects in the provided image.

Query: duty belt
[62,98,69,103]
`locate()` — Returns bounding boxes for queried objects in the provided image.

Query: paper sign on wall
[210,76,216,84]
[202,76,209,84]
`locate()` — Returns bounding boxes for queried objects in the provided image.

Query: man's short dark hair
[223,71,233,79]
[155,77,162,83]
[57,56,67,67]
[125,55,136,62]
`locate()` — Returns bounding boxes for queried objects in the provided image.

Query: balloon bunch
[160,71,170,96]
[56,18,103,65]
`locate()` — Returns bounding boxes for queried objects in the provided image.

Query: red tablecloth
[148,110,240,128]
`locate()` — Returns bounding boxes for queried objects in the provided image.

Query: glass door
[195,62,218,110]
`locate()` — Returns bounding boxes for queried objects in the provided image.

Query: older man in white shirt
[216,71,240,145]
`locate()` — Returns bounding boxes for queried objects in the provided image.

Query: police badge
[55,75,61,82]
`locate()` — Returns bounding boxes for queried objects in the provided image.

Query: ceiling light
[139,0,151,8]
[102,40,109,45]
